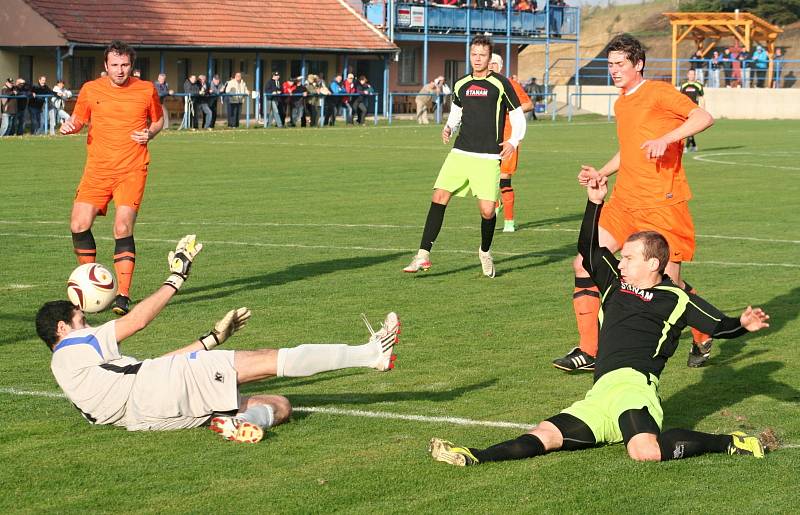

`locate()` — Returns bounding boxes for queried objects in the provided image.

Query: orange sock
[574,277,600,357]
[71,229,96,264]
[501,187,515,221]
[114,236,136,298]
[688,287,712,343]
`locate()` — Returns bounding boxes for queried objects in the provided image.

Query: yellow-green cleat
[429,438,479,466]
[728,431,765,458]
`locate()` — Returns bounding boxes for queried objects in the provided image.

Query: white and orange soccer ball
[67,263,117,313]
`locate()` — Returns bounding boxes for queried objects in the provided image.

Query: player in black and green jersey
[680,69,704,152]
[430,178,771,466]
[403,35,526,278]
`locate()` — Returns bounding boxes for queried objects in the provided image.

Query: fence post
[435,93,442,124]
[43,97,50,135]
[388,92,393,125]
[320,96,326,128]
[245,94,250,128]
[263,93,268,127]
[373,94,379,125]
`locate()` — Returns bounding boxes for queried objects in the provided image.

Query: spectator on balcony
[30,75,53,135]
[327,74,344,126]
[1,78,17,136]
[515,0,536,12]
[709,50,720,88]
[729,44,742,87]
[773,47,784,88]
[49,79,72,135]
[13,78,29,136]
[738,49,751,88]
[752,45,768,87]
[689,49,705,84]
[183,75,200,129]
[264,71,283,128]
[197,75,213,129]
[352,75,373,125]
[317,73,332,125]
[721,48,733,87]
[224,72,248,128]
[343,73,357,124]
[305,74,322,127]
[416,76,444,125]
[282,76,298,127]
[548,0,566,38]
[291,76,308,127]
[209,75,222,128]
[154,73,174,129]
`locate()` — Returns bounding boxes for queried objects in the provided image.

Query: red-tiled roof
[23,0,397,53]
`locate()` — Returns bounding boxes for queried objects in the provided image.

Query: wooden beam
[767,40,775,87]
[676,24,694,45]
[725,23,747,46]
[672,22,678,86]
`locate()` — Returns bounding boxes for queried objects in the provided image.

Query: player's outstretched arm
[641,108,713,160]
[161,307,252,357]
[578,152,620,186]
[740,306,770,332]
[115,235,203,342]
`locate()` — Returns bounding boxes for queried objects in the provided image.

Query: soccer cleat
[552,347,595,372]
[403,253,431,273]
[687,338,713,368]
[111,294,131,316]
[503,220,516,233]
[495,201,503,216]
[209,416,264,444]
[728,431,765,458]
[478,248,495,278]
[362,312,401,371]
[429,438,479,466]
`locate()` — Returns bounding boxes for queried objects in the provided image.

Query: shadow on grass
[0,313,37,346]
[693,145,745,153]
[512,212,583,231]
[175,251,406,304]
[663,285,800,429]
[415,242,575,279]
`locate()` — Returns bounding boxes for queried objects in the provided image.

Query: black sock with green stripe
[471,434,546,463]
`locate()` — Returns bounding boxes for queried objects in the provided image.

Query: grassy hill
[519,0,800,85]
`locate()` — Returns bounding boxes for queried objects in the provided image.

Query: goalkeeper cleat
[552,347,595,372]
[362,312,401,371]
[403,252,431,273]
[687,338,713,368]
[111,294,131,316]
[503,220,516,233]
[478,248,495,278]
[429,438,479,466]
[728,431,765,458]
[209,416,264,444]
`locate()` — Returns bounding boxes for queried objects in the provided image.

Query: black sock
[658,428,732,461]
[471,434,545,463]
[419,202,447,252]
[71,229,96,261]
[480,215,496,252]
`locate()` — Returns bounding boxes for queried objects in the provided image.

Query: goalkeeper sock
[419,202,447,252]
[238,404,275,429]
[471,434,546,463]
[574,277,600,357]
[276,343,380,377]
[480,214,496,252]
[72,229,96,264]
[114,236,136,297]
[500,178,514,221]
[658,428,731,461]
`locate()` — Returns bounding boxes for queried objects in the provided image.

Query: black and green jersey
[578,200,747,381]
[451,71,521,155]
[679,80,704,105]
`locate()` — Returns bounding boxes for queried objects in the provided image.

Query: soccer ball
[67,263,117,313]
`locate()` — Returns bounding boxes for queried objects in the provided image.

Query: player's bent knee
[573,254,589,275]
[270,395,292,424]
[626,436,661,462]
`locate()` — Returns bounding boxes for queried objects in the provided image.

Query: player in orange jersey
[552,34,716,372]
[488,54,534,233]
[61,41,164,315]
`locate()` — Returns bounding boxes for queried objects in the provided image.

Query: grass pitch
[1,118,798,513]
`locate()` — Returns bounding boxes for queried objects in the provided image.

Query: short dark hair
[626,231,670,273]
[104,40,136,64]
[607,34,646,73]
[470,35,493,53]
[36,300,78,349]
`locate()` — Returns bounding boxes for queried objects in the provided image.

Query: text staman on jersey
[465,85,489,97]
[620,282,654,301]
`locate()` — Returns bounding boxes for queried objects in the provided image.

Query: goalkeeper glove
[199,307,252,350]
[164,234,203,291]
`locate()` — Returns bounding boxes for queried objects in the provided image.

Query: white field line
[1,219,798,245]
[1,232,799,268]
[692,152,800,171]
[0,387,531,430]
[3,387,798,448]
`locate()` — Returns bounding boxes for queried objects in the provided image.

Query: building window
[219,59,233,80]
[74,56,95,88]
[239,60,248,75]
[136,57,150,80]
[18,55,33,83]
[177,59,191,81]
[444,60,465,90]
[398,47,419,85]
[306,60,329,80]
[271,60,287,81]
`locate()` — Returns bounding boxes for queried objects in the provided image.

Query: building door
[444,59,465,90]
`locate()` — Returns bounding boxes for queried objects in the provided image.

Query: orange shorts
[500,147,519,175]
[599,198,696,262]
[75,168,148,216]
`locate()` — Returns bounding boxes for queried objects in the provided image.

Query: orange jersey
[612,80,699,209]
[502,79,531,140]
[73,77,162,174]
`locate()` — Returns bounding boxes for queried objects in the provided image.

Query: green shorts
[561,367,663,445]
[433,151,500,202]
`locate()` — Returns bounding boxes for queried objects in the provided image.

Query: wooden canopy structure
[664,11,783,87]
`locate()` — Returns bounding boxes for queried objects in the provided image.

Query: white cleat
[478,248,495,278]
[403,251,431,273]
[209,416,264,443]
[362,312,401,371]
[503,220,516,233]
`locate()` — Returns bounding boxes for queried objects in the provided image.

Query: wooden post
[671,22,678,86]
